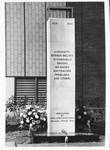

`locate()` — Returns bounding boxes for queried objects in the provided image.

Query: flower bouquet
[75,105,93,132]
[19,105,47,137]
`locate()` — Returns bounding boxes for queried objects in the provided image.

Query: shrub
[75,105,94,132]
[5,95,27,125]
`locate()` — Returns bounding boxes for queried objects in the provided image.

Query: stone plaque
[47,18,75,136]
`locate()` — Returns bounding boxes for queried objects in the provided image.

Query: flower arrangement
[75,105,93,132]
[19,105,47,133]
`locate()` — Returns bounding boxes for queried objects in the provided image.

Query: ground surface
[17,142,105,147]
[6,132,105,147]
[5,125,105,147]
[5,111,105,147]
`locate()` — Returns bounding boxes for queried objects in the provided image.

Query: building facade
[5,2,105,106]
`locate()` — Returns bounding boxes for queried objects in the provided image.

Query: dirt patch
[6,130,30,144]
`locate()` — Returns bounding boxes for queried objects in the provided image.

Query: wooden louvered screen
[15,78,35,104]
[37,78,47,103]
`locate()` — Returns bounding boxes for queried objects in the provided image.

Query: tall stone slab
[47,18,75,136]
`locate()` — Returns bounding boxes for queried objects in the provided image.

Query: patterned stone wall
[5,2,66,77]
[25,2,46,76]
[5,2,24,76]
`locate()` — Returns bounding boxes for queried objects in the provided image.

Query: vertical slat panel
[37,78,47,102]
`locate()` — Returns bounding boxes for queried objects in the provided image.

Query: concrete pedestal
[33,133,100,143]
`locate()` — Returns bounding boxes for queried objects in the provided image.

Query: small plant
[75,105,94,132]
[5,95,27,123]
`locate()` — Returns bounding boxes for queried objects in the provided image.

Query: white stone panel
[47,18,75,136]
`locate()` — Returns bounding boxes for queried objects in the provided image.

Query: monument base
[33,133,100,143]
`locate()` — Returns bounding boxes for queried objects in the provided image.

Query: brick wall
[82,2,105,101]
[66,2,105,102]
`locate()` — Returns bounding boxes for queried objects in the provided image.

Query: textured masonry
[67,2,105,102]
[5,2,105,102]
[5,3,24,77]
[5,2,66,77]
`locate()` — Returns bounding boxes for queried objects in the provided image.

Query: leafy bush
[75,105,94,132]
[5,95,28,125]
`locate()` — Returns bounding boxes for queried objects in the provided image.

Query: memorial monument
[47,18,75,136]
[34,18,99,143]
